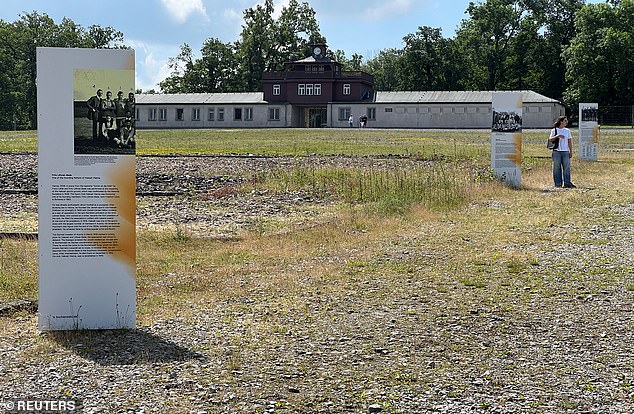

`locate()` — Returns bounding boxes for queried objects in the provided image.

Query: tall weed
[247,161,470,215]
[0,238,38,301]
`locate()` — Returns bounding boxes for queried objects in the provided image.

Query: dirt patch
[2,153,634,413]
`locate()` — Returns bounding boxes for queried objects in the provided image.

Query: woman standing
[549,116,576,188]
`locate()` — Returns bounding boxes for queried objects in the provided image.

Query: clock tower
[311,44,327,59]
[261,43,374,127]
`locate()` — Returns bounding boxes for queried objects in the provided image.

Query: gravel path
[1,154,633,413]
[0,153,429,236]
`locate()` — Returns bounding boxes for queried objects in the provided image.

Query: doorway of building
[305,107,327,128]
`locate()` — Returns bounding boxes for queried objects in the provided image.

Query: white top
[550,127,572,152]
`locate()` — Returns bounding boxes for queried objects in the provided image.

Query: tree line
[0,12,125,130]
[1,0,633,130]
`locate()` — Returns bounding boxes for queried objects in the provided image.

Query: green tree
[164,0,325,93]
[326,50,365,71]
[160,39,242,93]
[235,0,276,91]
[329,49,350,68]
[563,0,634,105]
[275,0,325,64]
[159,43,200,93]
[455,0,527,90]
[236,0,324,91]
[532,0,585,101]
[84,25,125,49]
[364,49,402,91]
[348,53,364,71]
[199,38,241,92]
[0,19,22,130]
[498,16,541,91]
[398,26,459,90]
[0,12,124,130]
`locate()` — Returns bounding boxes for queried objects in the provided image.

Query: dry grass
[130,156,632,319]
[0,238,38,301]
[3,128,634,157]
[2,131,633,316]
[2,148,634,412]
[2,156,631,313]
[135,208,417,321]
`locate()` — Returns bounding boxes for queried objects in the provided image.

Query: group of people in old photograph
[86,89,136,148]
[581,106,598,122]
[492,111,522,132]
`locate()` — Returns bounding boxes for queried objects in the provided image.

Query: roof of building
[136,90,560,105]
[293,56,337,64]
[136,92,265,105]
[374,90,559,103]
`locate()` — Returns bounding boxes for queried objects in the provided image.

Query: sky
[0,0,580,92]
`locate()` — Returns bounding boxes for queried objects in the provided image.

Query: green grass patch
[3,128,634,162]
[0,239,38,301]
[137,128,492,158]
[246,161,470,215]
[0,131,37,152]
[460,277,488,288]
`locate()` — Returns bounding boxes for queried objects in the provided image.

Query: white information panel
[37,48,136,331]
[491,92,522,188]
[578,103,599,161]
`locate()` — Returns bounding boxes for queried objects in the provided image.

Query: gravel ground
[0,153,431,236]
[1,153,633,413]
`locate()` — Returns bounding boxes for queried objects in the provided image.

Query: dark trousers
[552,151,571,187]
[92,119,99,140]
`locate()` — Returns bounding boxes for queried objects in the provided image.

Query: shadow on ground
[44,328,205,365]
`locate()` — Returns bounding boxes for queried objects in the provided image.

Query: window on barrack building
[338,107,351,120]
[269,108,280,121]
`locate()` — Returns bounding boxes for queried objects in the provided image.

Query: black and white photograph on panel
[73,69,136,155]
[492,111,522,133]
[581,106,598,122]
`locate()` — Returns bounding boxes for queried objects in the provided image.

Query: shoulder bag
[547,127,559,150]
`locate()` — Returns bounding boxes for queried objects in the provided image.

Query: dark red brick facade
[262,45,374,105]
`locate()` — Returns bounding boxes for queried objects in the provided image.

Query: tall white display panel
[37,48,136,330]
[491,92,523,188]
[578,103,599,161]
